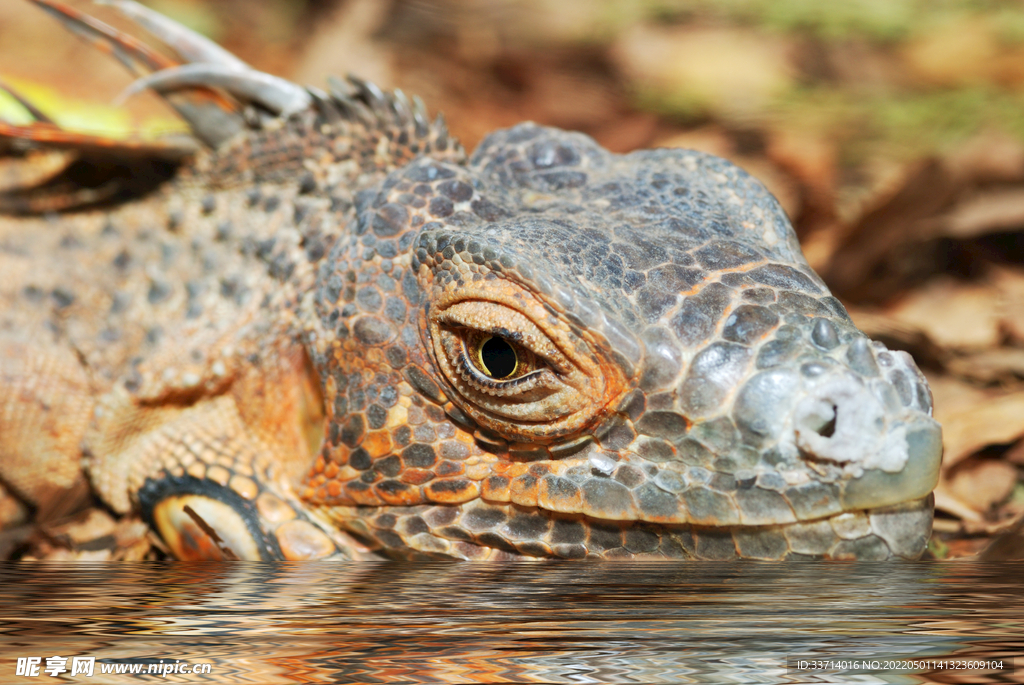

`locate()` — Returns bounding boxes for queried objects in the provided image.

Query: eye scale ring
[476,335,518,379]
[426,296,624,439]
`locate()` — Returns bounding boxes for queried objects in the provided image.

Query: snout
[791,370,942,510]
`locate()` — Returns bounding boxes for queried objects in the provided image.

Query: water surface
[0,562,1020,683]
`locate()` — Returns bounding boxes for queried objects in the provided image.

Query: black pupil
[480,336,517,378]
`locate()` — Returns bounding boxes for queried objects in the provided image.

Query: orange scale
[375,481,422,506]
[400,468,436,485]
[482,475,511,501]
[425,478,481,503]
[362,430,394,458]
[343,482,383,506]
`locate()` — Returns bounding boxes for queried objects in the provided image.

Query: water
[0,562,1020,684]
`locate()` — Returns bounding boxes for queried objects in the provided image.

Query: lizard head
[309,123,941,560]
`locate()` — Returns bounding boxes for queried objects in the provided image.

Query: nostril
[791,375,908,472]
[817,406,837,438]
[795,399,837,440]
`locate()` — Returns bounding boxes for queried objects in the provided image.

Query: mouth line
[331,494,934,560]
[546,495,935,560]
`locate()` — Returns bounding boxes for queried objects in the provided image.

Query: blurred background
[2,0,1024,558]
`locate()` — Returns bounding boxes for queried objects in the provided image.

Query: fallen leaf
[939,537,989,558]
[937,188,1024,239]
[993,267,1024,346]
[887,278,1002,351]
[945,130,1024,184]
[946,348,1024,384]
[0,149,70,193]
[290,0,394,91]
[937,390,1024,467]
[611,25,795,120]
[901,17,997,88]
[979,529,1024,560]
[934,484,984,522]
[926,373,990,411]
[657,126,734,159]
[823,158,957,301]
[944,457,1019,513]
[1005,440,1024,465]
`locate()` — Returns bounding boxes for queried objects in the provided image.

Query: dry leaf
[937,390,1024,467]
[611,25,794,121]
[290,0,394,90]
[0,149,71,193]
[934,485,984,522]
[945,130,1024,184]
[824,158,958,301]
[993,267,1024,346]
[901,17,997,88]
[657,126,734,159]
[927,373,990,410]
[937,188,1024,239]
[944,458,1019,513]
[979,529,1024,560]
[887,278,1002,351]
[940,537,990,558]
[946,348,1024,384]
[1005,440,1024,465]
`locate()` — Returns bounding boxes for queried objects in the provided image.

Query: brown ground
[2,0,1023,561]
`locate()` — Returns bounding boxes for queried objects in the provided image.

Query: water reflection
[1,562,1020,683]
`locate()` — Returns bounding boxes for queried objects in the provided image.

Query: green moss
[539,0,1024,48]
[632,86,706,120]
[927,535,950,559]
[611,0,1024,42]
[144,0,224,42]
[770,87,1024,164]
[992,6,1024,44]
[748,0,918,41]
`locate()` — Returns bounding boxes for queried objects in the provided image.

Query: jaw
[316,413,941,561]
[321,494,934,560]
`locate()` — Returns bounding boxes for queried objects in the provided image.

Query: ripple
[0,562,1020,683]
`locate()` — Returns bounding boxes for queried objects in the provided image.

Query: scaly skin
[0,0,941,560]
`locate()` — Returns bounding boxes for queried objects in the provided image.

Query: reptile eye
[457,330,539,387]
[474,335,518,379]
[428,297,622,441]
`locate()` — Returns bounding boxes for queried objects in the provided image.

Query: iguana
[0,0,941,560]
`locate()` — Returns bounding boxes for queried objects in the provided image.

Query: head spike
[411,95,429,137]
[117,64,312,117]
[391,88,413,126]
[433,112,449,149]
[328,76,376,127]
[346,75,388,115]
[307,86,342,124]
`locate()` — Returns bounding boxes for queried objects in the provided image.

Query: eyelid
[426,292,623,439]
[436,301,571,373]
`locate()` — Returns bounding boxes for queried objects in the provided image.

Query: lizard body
[0,0,941,560]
